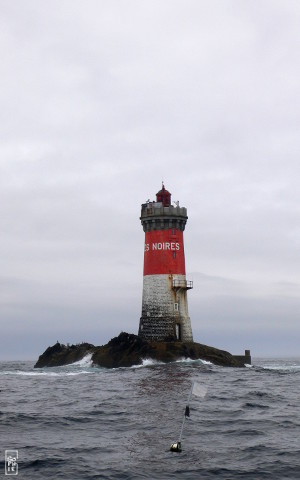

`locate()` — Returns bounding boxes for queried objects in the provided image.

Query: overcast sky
[1,0,300,360]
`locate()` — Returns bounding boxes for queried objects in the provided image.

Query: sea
[1,357,300,479]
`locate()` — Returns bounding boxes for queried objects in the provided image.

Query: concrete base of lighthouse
[139,316,193,342]
[138,274,193,342]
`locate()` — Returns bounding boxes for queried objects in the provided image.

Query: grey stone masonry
[140,202,188,232]
[139,274,193,342]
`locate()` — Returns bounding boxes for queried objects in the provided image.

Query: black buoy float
[170,441,182,452]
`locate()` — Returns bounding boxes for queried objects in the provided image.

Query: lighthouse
[138,184,193,342]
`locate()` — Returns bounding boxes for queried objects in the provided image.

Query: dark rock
[91,332,154,368]
[34,332,246,368]
[34,341,95,368]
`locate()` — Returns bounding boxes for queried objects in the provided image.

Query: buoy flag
[192,382,207,398]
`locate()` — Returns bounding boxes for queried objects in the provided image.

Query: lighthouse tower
[138,184,193,342]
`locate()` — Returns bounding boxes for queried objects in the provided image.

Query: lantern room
[156,183,171,206]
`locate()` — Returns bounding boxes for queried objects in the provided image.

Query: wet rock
[34,332,245,368]
[34,341,95,368]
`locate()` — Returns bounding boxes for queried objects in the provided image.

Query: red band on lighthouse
[143,229,186,276]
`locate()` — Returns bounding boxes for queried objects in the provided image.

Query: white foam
[64,371,93,376]
[130,358,162,368]
[0,370,94,377]
[129,357,213,369]
[2,370,48,376]
[141,358,159,367]
[261,364,300,371]
[175,357,213,365]
[200,359,213,365]
[69,353,93,367]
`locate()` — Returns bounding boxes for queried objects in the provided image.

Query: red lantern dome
[156,183,171,206]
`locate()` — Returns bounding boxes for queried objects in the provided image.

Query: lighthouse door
[175,323,181,341]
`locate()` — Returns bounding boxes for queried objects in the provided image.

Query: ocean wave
[175,357,213,365]
[130,358,162,368]
[259,364,300,372]
[1,356,300,479]
[0,354,95,376]
[0,369,94,377]
[129,357,213,369]
[67,353,93,367]
[243,402,270,409]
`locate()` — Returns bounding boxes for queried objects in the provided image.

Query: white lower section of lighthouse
[139,274,193,342]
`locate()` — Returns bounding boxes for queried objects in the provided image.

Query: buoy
[170,381,208,452]
[170,442,182,452]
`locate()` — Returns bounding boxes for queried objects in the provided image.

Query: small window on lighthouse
[173,252,176,259]
[174,303,179,311]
